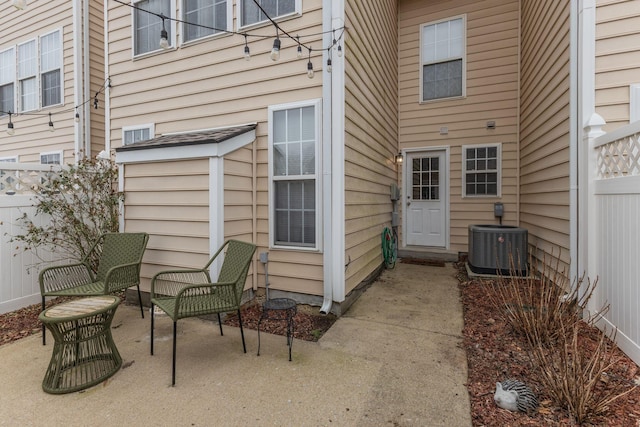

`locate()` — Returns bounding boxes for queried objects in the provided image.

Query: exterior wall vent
[468,224,528,275]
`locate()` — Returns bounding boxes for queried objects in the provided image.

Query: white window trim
[17,38,37,113]
[419,14,467,104]
[268,98,322,251]
[39,28,64,108]
[181,0,232,46]
[40,150,63,165]
[461,143,501,198]
[0,156,18,162]
[0,47,16,116]
[123,123,155,145]
[631,83,640,123]
[131,0,177,58]
[238,0,302,31]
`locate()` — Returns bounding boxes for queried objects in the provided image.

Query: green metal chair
[150,239,256,386]
[39,232,149,345]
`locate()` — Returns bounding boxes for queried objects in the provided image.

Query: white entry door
[405,150,447,247]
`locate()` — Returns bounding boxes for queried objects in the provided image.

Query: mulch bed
[458,262,640,426]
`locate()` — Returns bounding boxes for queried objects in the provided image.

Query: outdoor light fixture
[307,60,314,79]
[12,0,27,10]
[7,112,14,135]
[93,97,99,109]
[296,36,303,58]
[243,35,250,61]
[48,113,54,132]
[159,16,169,49]
[326,57,332,73]
[75,110,80,123]
[270,37,281,61]
[395,152,403,164]
[337,44,343,57]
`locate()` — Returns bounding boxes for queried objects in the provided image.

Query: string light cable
[1,77,111,135]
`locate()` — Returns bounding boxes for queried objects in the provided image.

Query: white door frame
[401,146,450,249]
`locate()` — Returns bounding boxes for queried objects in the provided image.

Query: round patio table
[39,295,122,394]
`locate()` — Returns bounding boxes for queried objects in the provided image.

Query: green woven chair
[150,239,256,386]
[39,232,149,345]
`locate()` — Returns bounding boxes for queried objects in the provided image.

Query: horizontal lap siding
[344,0,398,294]
[108,2,324,297]
[123,159,210,292]
[519,0,571,273]
[595,0,640,130]
[398,0,520,251]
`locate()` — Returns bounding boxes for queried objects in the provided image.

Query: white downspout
[83,0,91,156]
[103,0,111,155]
[320,0,333,314]
[72,0,82,163]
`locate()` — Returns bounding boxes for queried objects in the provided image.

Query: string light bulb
[12,0,27,10]
[74,108,80,123]
[7,112,15,135]
[243,35,250,61]
[159,16,169,49]
[93,96,99,109]
[307,49,314,79]
[326,57,332,73]
[296,36,302,58]
[270,37,281,61]
[48,113,54,132]
[337,44,343,57]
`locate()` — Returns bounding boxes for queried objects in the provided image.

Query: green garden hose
[381,227,397,269]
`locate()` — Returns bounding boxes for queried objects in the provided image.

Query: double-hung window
[134,0,172,55]
[40,31,62,107]
[18,39,37,112]
[420,15,465,102]
[269,100,321,249]
[240,0,298,28]
[40,151,62,165]
[462,144,501,197]
[183,0,229,42]
[0,48,15,115]
[123,123,155,145]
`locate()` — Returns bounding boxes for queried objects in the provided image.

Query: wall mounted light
[395,152,403,164]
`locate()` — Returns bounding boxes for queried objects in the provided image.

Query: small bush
[10,155,122,270]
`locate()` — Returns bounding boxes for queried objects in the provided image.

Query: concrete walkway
[0,263,471,426]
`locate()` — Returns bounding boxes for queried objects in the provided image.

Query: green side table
[39,295,122,394]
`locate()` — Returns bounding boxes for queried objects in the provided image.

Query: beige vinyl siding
[108,2,324,297]
[595,0,640,131]
[398,0,520,251]
[519,0,571,271]
[0,1,77,163]
[343,0,398,295]
[123,159,211,293]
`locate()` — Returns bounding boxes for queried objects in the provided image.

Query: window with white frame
[123,123,155,145]
[18,39,37,112]
[462,144,501,197]
[240,0,298,28]
[420,16,465,102]
[0,48,15,116]
[40,151,62,165]
[269,100,321,249]
[134,0,172,55]
[183,0,229,42]
[40,30,62,107]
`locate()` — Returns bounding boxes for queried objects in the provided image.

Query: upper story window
[462,144,501,197]
[123,123,155,145]
[268,99,321,249]
[240,0,298,28]
[40,31,62,107]
[0,48,15,115]
[134,0,173,55]
[420,15,465,102]
[183,0,230,42]
[8,30,63,113]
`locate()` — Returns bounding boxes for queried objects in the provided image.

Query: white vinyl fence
[587,117,640,366]
[0,163,62,314]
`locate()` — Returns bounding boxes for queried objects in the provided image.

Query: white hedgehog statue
[494,379,538,415]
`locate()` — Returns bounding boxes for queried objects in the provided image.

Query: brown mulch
[457,262,640,426]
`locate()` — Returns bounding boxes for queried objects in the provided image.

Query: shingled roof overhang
[115,123,257,164]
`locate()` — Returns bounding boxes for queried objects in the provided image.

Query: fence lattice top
[0,163,61,195]
[596,128,640,179]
